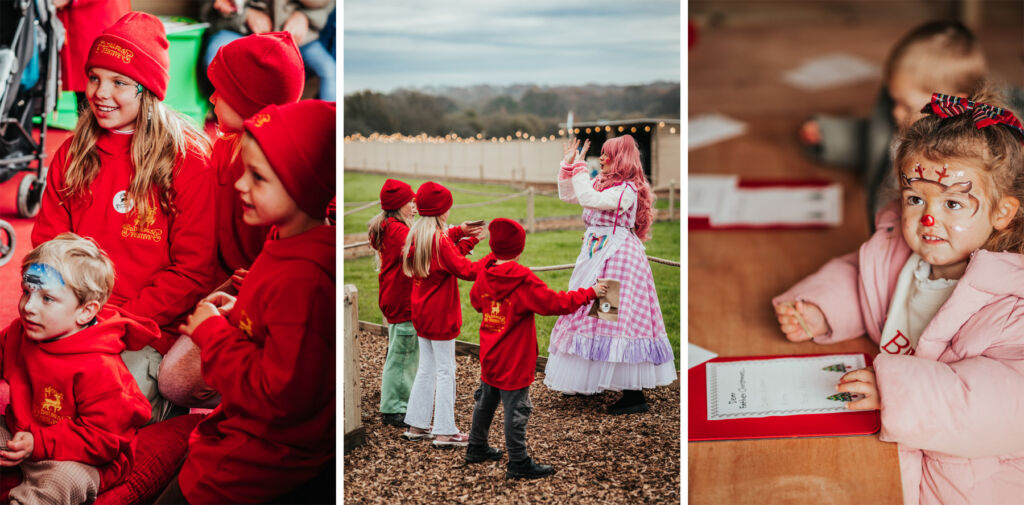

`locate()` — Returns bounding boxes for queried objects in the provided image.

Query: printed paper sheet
[706,354,865,420]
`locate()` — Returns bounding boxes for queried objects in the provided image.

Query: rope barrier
[528,255,680,271]
[344,240,371,250]
[449,190,529,209]
[343,200,380,216]
[448,186,523,197]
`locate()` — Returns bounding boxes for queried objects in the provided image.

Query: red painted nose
[921,214,935,226]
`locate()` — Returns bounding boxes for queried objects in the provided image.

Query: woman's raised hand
[562,138,580,165]
[576,139,590,163]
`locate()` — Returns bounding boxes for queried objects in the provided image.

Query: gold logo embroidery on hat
[252,113,271,127]
[95,40,134,64]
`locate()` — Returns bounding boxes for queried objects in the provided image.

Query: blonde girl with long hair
[400,181,484,446]
[32,12,217,422]
[370,179,420,427]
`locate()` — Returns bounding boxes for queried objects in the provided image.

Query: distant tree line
[343,82,680,139]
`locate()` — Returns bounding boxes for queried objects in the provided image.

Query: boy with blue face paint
[0,233,154,504]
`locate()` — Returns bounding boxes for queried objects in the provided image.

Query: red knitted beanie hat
[85,12,170,100]
[244,100,337,219]
[380,179,414,211]
[208,32,305,119]
[488,218,525,260]
[415,182,452,216]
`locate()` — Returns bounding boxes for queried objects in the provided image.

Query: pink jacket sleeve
[875,340,1024,458]
[771,251,866,344]
[557,161,587,203]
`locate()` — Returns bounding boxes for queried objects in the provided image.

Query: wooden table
[687,21,917,505]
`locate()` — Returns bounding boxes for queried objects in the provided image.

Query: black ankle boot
[507,457,555,479]
[608,390,650,415]
[465,444,504,463]
[381,413,409,427]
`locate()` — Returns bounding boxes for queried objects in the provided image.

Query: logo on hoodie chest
[34,386,70,426]
[481,298,509,333]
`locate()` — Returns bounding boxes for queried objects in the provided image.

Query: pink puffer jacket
[774,204,1024,505]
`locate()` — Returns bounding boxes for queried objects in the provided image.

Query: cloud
[343,0,680,92]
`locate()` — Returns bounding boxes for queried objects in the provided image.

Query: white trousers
[403,337,458,435]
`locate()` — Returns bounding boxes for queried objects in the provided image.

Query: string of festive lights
[343,122,678,143]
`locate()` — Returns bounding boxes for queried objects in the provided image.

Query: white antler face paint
[899,158,1001,280]
[23,263,65,291]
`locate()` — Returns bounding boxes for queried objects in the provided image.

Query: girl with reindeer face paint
[774,88,1024,504]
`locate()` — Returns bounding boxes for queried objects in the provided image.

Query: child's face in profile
[18,264,86,341]
[236,136,301,228]
[210,91,245,133]
[400,199,416,220]
[85,67,142,131]
[899,158,1014,280]
[889,70,934,130]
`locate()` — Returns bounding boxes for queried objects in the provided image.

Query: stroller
[0,0,61,266]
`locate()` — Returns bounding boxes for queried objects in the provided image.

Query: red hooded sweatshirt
[32,131,217,353]
[211,135,272,285]
[56,0,131,92]
[373,216,413,324]
[0,306,155,490]
[470,255,597,390]
[410,227,480,340]
[179,225,335,504]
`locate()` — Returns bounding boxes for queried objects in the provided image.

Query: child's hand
[230,268,248,291]
[774,300,829,342]
[591,281,609,298]
[245,8,272,33]
[798,119,822,146]
[0,431,33,466]
[179,301,222,336]
[838,367,880,410]
[203,292,237,316]
[212,0,237,15]
[282,11,310,44]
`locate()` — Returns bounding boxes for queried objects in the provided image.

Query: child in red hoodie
[369,179,419,427]
[0,233,153,504]
[31,12,216,422]
[171,100,336,504]
[156,31,305,410]
[467,218,606,479]
[401,181,484,446]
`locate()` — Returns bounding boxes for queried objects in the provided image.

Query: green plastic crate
[39,17,210,130]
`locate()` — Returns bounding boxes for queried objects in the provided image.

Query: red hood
[476,255,531,300]
[260,225,336,282]
[35,305,160,354]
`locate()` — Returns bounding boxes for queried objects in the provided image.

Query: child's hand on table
[0,431,33,466]
[838,367,880,410]
[774,300,829,342]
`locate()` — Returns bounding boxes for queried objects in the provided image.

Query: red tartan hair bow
[923,93,1024,141]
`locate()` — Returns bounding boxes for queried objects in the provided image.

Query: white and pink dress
[544,161,676,393]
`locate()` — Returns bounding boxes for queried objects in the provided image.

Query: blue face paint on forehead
[23,263,65,291]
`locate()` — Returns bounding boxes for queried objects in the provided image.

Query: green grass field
[342,221,681,369]
[343,172,673,235]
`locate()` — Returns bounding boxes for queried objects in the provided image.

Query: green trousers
[379,321,419,414]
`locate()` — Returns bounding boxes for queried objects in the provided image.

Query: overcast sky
[343,1,681,94]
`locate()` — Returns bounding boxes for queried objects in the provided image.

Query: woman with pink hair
[546,135,676,414]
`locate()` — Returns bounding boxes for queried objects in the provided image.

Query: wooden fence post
[343,285,365,454]
[527,187,536,234]
[669,180,676,219]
